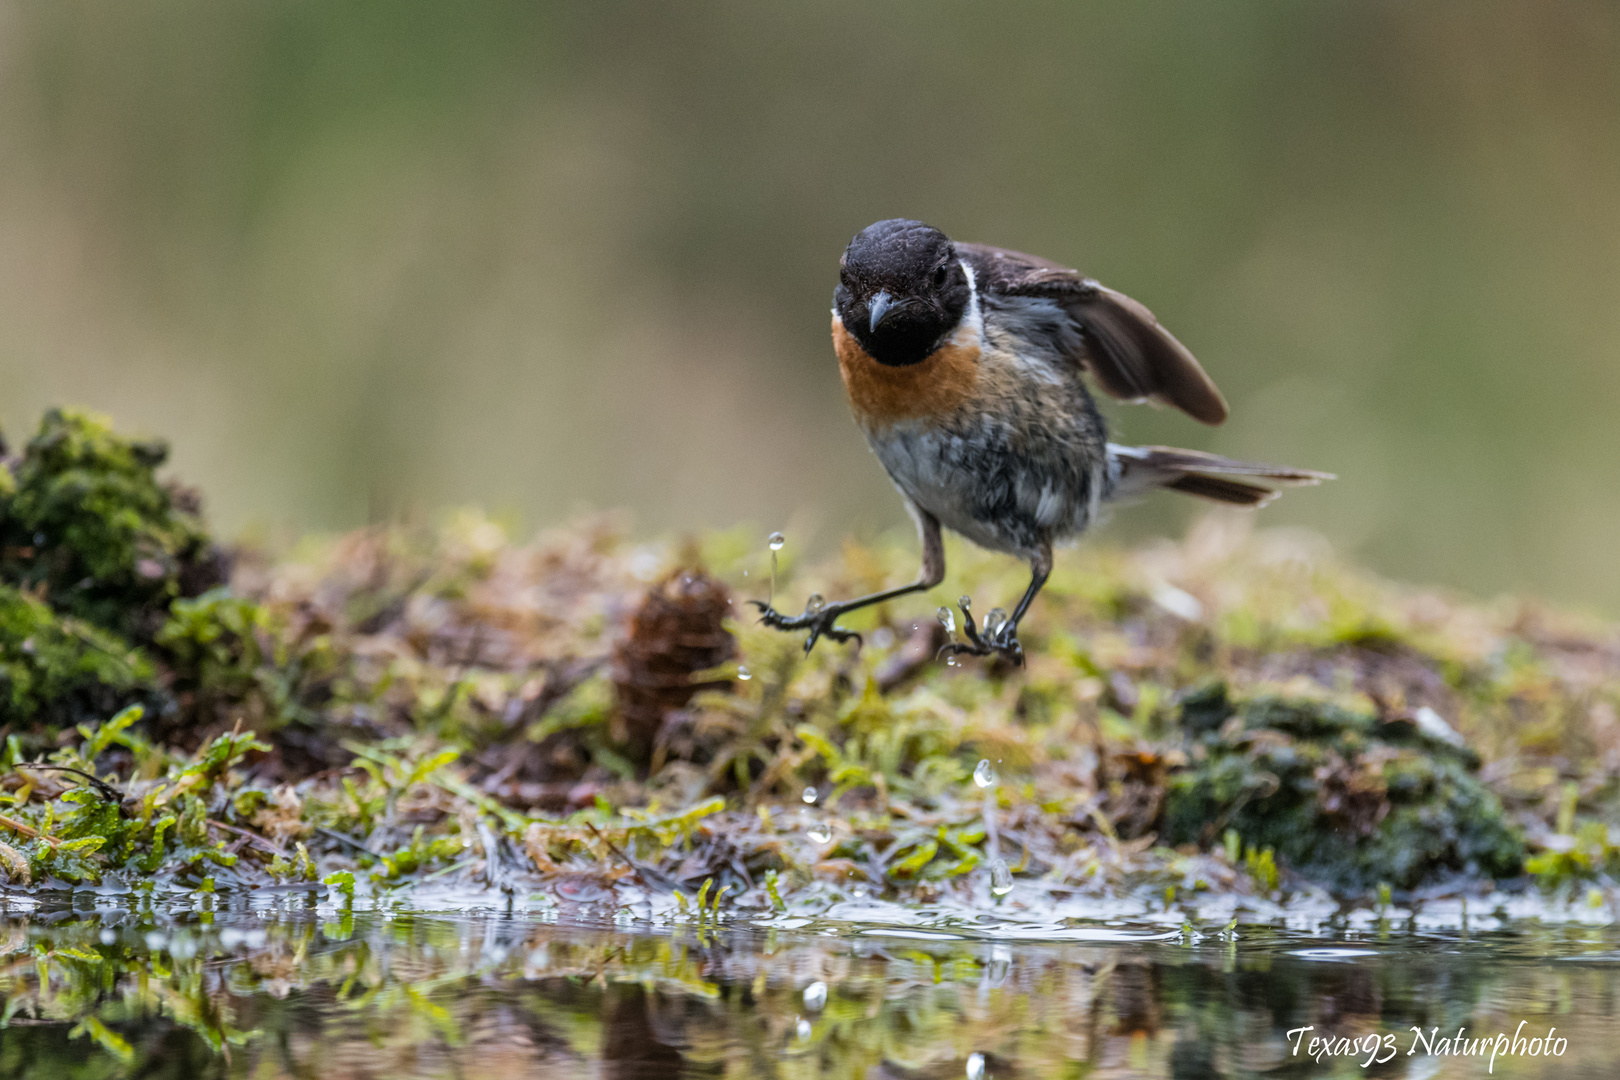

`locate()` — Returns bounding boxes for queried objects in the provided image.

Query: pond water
[2,893,1617,1079]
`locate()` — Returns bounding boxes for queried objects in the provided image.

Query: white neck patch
[952,259,984,345]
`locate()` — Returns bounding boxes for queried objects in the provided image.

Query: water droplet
[958,594,972,611]
[796,1017,813,1040]
[984,607,1008,635]
[937,607,956,633]
[945,657,957,667]
[973,759,996,788]
[806,593,825,614]
[802,786,818,804]
[807,824,832,844]
[803,981,827,1011]
[737,666,751,681]
[768,532,786,551]
[966,1052,986,1079]
[989,859,1013,896]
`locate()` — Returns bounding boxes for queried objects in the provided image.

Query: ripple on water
[1288,947,1380,961]
[856,929,968,942]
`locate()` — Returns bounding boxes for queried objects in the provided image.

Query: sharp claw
[750,599,791,629]
[937,639,990,661]
[753,598,860,653]
[937,608,1025,665]
[955,596,987,650]
[985,621,1025,666]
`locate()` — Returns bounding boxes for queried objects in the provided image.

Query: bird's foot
[749,598,862,654]
[938,596,1024,666]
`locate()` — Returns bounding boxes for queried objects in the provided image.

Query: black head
[834,219,971,367]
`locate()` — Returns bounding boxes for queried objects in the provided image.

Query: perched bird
[755,218,1331,662]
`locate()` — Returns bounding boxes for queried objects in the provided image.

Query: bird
[754,218,1331,663]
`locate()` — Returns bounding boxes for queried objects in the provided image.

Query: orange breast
[832,315,980,429]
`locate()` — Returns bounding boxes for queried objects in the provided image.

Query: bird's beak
[868,290,896,333]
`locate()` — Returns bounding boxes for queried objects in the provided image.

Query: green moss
[0,408,220,642]
[1525,822,1620,890]
[0,410,269,734]
[0,584,159,729]
[1163,686,1524,892]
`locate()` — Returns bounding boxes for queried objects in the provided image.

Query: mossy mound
[0,409,233,737]
[1164,684,1526,891]
[0,408,222,642]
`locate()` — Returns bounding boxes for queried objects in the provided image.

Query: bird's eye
[931,265,949,288]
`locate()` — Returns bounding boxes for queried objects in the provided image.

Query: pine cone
[611,567,736,771]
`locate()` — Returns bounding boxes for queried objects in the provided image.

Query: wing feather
[956,242,1229,425]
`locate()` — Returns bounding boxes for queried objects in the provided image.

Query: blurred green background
[1,2,1617,612]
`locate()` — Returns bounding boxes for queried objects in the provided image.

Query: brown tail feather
[1130,446,1334,483]
[1107,443,1333,508]
[1163,474,1277,506]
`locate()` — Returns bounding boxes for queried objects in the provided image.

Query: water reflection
[0,900,1616,1078]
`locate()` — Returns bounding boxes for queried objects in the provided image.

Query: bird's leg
[941,545,1052,666]
[752,508,944,654]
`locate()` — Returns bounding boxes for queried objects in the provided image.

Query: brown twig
[14,764,126,806]
[0,814,60,850]
[585,821,682,892]
[207,819,286,856]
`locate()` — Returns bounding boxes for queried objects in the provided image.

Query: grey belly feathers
[866,293,1110,558]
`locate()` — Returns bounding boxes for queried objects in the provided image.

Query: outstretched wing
[956,242,1229,426]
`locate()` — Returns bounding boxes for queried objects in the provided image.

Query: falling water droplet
[945,657,957,667]
[767,535,781,605]
[966,1052,986,1080]
[807,824,832,844]
[989,859,1014,896]
[796,1017,813,1040]
[802,786,818,804]
[803,981,827,1011]
[806,593,825,614]
[973,759,996,788]
[737,666,751,681]
[937,607,956,633]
